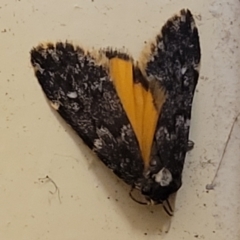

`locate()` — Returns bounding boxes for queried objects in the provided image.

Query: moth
[30,9,201,215]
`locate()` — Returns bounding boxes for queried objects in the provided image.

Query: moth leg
[187,140,194,151]
[129,187,148,205]
[163,199,174,217]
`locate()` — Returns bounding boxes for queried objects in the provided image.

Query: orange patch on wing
[109,57,166,166]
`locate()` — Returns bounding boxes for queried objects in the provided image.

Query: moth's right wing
[139,9,201,201]
[30,43,144,184]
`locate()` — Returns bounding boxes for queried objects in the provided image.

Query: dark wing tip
[30,41,85,64]
[146,8,201,93]
[161,8,201,64]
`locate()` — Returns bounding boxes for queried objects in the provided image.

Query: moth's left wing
[30,43,144,184]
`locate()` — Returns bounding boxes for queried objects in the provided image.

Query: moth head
[142,168,181,203]
[130,167,182,216]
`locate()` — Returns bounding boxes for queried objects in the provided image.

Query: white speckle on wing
[94,139,102,149]
[185,118,191,128]
[157,41,164,51]
[71,102,80,111]
[67,91,78,98]
[35,63,44,74]
[181,67,187,75]
[176,115,184,127]
[181,14,186,22]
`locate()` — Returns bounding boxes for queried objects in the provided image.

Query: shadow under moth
[30,9,201,216]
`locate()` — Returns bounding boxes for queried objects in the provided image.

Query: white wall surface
[0,0,240,239]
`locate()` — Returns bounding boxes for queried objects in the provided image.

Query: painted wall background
[0,0,240,239]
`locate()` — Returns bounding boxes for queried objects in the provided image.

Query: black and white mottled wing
[137,9,201,202]
[30,43,144,184]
